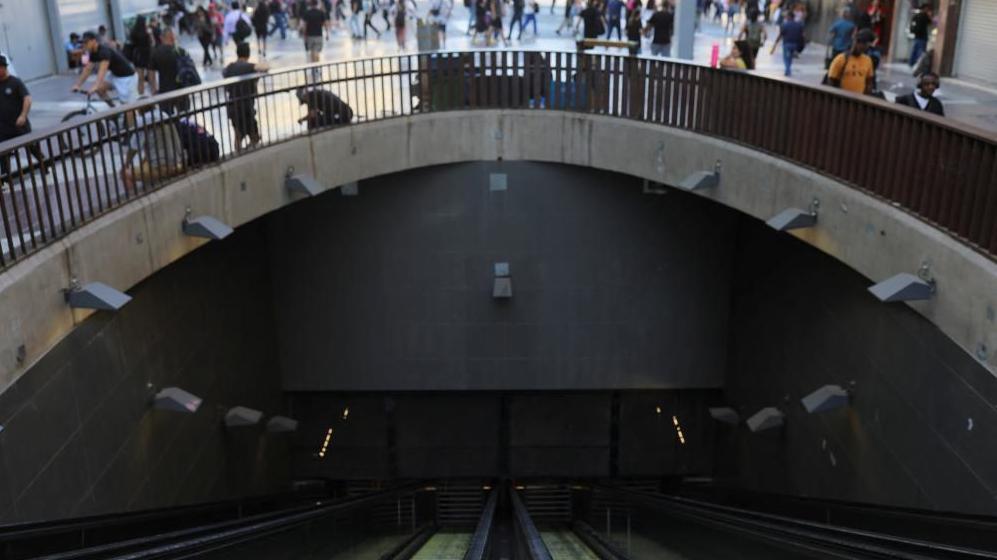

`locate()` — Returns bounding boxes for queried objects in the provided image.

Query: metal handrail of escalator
[35,483,424,560]
[591,484,997,560]
[509,486,553,560]
[463,488,499,560]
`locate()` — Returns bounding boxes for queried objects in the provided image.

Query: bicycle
[58,92,122,156]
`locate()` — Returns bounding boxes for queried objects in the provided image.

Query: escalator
[4,481,994,559]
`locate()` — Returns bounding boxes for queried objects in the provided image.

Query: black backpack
[234,16,252,42]
[174,119,220,166]
[175,48,201,88]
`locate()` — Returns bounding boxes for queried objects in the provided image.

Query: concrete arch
[1,110,994,392]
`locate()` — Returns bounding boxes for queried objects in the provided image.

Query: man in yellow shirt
[828,29,876,94]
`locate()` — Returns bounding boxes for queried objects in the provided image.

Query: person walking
[827,8,856,62]
[625,8,642,54]
[147,27,193,114]
[72,31,139,104]
[737,7,766,61]
[579,1,606,45]
[195,8,216,66]
[827,28,875,94]
[555,0,576,35]
[269,0,290,39]
[770,9,804,76]
[128,15,154,95]
[605,0,624,39]
[223,2,253,54]
[521,0,540,38]
[252,0,272,56]
[490,0,509,46]
[508,0,526,40]
[0,55,45,189]
[363,0,383,39]
[300,0,330,63]
[430,0,453,47]
[349,0,364,37]
[643,1,673,57]
[895,72,944,116]
[222,42,269,150]
[908,3,932,67]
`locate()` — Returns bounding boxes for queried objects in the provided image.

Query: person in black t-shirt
[296,87,353,130]
[300,0,330,63]
[908,3,932,67]
[223,42,269,150]
[148,28,191,114]
[642,2,673,57]
[72,31,138,104]
[0,56,46,185]
[579,1,605,43]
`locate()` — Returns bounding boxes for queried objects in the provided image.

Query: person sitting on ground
[719,41,749,70]
[296,86,353,130]
[71,30,138,105]
[827,28,876,95]
[895,72,944,117]
[65,33,85,69]
[120,106,185,192]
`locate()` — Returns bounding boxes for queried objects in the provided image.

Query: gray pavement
[18,5,997,134]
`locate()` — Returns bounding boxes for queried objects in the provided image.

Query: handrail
[509,486,552,560]
[0,50,994,275]
[463,489,498,560]
[591,484,997,560]
[33,483,423,560]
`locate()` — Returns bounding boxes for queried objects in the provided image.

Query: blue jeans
[650,43,671,57]
[269,13,288,39]
[909,38,927,66]
[782,42,798,76]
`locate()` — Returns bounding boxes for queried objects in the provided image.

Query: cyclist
[71,31,138,105]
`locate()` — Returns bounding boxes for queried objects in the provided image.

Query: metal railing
[1,50,995,273]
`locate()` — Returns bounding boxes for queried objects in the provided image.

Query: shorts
[108,73,139,104]
[305,36,323,54]
[228,104,260,138]
[650,42,671,57]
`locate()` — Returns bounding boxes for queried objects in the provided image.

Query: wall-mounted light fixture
[285,166,323,197]
[677,160,721,191]
[317,427,333,458]
[746,407,784,433]
[267,416,299,433]
[64,278,132,311]
[708,407,740,425]
[868,262,936,302]
[801,385,850,414]
[182,208,233,240]
[766,198,819,231]
[153,387,203,413]
[225,406,263,428]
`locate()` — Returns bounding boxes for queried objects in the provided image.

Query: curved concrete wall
[0,110,994,396]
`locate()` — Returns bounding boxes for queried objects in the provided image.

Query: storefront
[952,0,997,86]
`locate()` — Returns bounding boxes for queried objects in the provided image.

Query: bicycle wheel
[58,110,108,156]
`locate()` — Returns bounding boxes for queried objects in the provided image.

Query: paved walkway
[21,5,997,135]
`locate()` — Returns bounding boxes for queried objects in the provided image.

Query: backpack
[746,21,763,47]
[175,48,201,88]
[174,119,220,166]
[234,15,252,42]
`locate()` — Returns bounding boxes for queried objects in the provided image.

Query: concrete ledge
[0,110,994,393]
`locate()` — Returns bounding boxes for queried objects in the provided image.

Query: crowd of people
[0,0,951,192]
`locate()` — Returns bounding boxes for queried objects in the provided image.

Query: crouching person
[121,106,185,192]
[296,87,354,130]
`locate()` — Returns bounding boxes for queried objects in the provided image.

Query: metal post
[672,0,696,60]
[627,512,631,554]
[44,0,68,73]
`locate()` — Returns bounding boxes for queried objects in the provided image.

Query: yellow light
[514,485,525,490]
[342,407,350,420]
[655,406,662,414]
[482,485,492,490]
[672,415,679,426]
[317,427,333,458]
